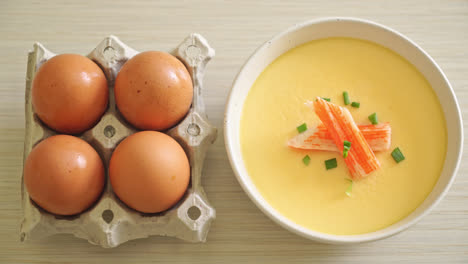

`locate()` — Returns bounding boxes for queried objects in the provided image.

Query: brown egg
[114,51,193,131]
[32,54,109,134]
[109,131,190,213]
[24,135,105,216]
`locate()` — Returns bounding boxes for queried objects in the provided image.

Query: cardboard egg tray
[20,34,217,248]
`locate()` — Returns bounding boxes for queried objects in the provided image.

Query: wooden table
[1,0,467,263]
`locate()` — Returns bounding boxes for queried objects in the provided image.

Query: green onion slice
[322,97,331,102]
[302,155,311,166]
[343,91,351,105]
[325,158,337,170]
[343,140,351,149]
[345,178,353,197]
[351,102,360,108]
[368,112,378,125]
[296,123,307,133]
[343,140,351,158]
[391,147,405,163]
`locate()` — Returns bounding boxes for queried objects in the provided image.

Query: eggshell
[114,51,193,131]
[109,131,190,213]
[32,54,109,134]
[21,35,218,247]
[24,135,105,216]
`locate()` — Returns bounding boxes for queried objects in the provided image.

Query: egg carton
[20,34,217,248]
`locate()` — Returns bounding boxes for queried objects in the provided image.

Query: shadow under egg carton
[20,34,217,248]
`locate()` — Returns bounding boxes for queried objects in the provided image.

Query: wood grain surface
[1,0,467,263]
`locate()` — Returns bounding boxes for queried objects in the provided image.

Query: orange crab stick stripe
[288,123,391,152]
[313,97,380,179]
[358,123,391,152]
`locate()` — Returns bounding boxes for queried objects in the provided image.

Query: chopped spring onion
[343,149,349,158]
[343,91,351,105]
[351,102,360,108]
[302,155,311,166]
[391,147,405,163]
[345,178,353,197]
[325,158,337,170]
[321,97,331,102]
[368,112,378,125]
[296,123,307,133]
[343,140,351,149]
[343,140,351,158]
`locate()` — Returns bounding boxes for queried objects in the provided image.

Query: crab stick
[288,123,391,152]
[313,97,380,179]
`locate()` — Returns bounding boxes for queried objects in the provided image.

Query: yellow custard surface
[240,37,447,235]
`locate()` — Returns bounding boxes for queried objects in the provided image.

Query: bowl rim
[224,17,463,243]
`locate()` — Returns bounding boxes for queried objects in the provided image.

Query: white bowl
[224,17,463,244]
